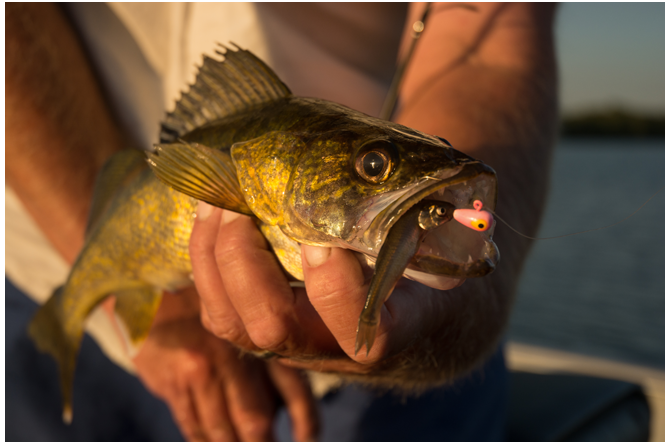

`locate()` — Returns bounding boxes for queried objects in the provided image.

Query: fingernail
[222,209,242,224]
[303,245,331,268]
[197,201,214,221]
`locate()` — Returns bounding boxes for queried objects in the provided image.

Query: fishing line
[486,186,665,240]
[379,3,482,121]
[378,4,663,242]
[380,2,432,120]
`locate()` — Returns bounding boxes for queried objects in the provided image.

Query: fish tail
[355,315,379,357]
[27,286,82,424]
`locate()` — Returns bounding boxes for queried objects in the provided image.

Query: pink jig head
[453,200,494,232]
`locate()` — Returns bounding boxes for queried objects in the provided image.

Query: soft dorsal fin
[86,149,148,238]
[160,44,292,143]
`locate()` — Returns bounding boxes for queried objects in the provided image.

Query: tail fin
[27,286,83,424]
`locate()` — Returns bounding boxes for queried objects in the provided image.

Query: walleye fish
[28,45,499,422]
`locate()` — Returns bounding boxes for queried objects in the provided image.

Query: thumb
[301,245,393,363]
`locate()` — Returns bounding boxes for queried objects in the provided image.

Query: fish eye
[363,151,385,177]
[436,206,447,216]
[355,140,396,184]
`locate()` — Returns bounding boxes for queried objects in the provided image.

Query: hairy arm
[6,3,124,264]
[373,2,558,385]
[192,2,557,389]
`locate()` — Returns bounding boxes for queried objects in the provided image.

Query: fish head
[284,117,499,289]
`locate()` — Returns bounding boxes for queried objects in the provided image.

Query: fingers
[166,370,236,442]
[168,339,283,442]
[164,388,204,442]
[213,211,300,352]
[266,361,320,442]
[191,203,256,350]
[301,244,389,362]
[192,201,436,368]
[188,359,237,442]
[302,244,440,364]
[219,352,276,441]
[191,203,337,357]
[135,320,286,441]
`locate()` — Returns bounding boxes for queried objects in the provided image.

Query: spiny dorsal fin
[86,149,148,238]
[160,44,292,143]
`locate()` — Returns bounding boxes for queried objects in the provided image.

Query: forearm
[374,2,558,386]
[6,3,125,264]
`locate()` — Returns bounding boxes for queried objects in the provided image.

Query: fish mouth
[353,163,499,288]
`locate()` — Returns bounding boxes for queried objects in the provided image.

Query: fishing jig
[472,187,664,240]
[453,200,494,232]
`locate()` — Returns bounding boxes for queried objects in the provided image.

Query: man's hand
[131,289,319,442]
[190,2,557,386]
[191,205,466,378]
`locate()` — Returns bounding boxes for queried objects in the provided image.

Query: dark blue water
[507,138,665,369]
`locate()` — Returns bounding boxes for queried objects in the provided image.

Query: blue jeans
[6,277,507,441]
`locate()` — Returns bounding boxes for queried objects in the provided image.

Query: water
[507,138,665,369]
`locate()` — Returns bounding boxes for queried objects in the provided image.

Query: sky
[556,2,665,115]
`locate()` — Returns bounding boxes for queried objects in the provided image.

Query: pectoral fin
[113,287,163,357]
[147,141,253,215]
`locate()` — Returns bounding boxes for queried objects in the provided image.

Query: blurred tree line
[561,109,664,138]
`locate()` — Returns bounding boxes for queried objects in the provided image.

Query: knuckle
[215,218,267,259]
[308,275,365,308]
[209,323,248,346]
[245,315,292,352]
[180,353,210,381]
[316,284,359,306]
[188,227,209,257]
[236,412,273,441]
